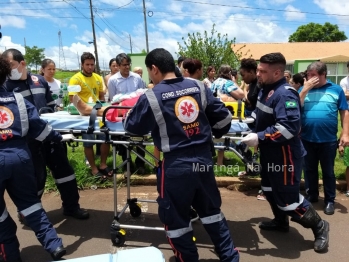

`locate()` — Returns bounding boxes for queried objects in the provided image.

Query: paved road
[6,186,349,262]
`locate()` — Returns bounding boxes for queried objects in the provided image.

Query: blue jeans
[302,140,337,204]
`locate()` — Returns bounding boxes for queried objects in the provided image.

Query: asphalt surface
[6,185,349,262]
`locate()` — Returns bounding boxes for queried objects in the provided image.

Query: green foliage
[289,22,347,42]
[24,46,45,72]
[177,24,248,78]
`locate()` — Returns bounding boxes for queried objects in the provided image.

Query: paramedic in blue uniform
[0,57,69,261]
[241,52,329,252]
[124,48,239,262]
[1,49,89,221]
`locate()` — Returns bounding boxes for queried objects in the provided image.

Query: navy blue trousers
[0,143,62,261]
[158,144,239,262]
[260,144,310,220]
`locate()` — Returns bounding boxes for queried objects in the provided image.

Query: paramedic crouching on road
[124,48,239,262]
[241,52,329,253]
[0,57,72,261]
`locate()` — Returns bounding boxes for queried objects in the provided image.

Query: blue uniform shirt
[3,72,55,112]
[252,78,305,156]
[0,91,61,143]
[124,77,232,153]
[301,80,348,143]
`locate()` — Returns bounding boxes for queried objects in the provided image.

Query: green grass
[54,71,77,83]
[45,135,347,192]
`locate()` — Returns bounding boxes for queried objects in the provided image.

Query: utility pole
[89,0,100,74]
[129,34,133,54]
[142,0,149,53]
[24,37,26,49]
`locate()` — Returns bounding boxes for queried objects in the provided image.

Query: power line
[173,0,349,17]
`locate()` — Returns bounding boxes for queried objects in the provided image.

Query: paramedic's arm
[26,100,62,143]
[299,76,319,106]
[124,94,156,135]
[204,87,232,138]
[257,92,300,144]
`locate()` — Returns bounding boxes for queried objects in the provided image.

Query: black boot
[259,215,289,232]
[51,245,67,261]
[293,204,329,252]
[260,195,289,232]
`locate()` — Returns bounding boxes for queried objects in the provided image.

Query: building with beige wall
[232,42,349,84]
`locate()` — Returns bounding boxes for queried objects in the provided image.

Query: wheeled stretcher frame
[40,106,259,246]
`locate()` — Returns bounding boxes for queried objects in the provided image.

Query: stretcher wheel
[129,203,142,218]
[111,229,126,247]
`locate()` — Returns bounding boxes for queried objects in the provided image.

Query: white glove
[61,134,76,142]
[241,133,259,147]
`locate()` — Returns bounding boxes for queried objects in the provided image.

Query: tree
[177,24,247,78]
[289,22,347,42]
[24,46,45,72]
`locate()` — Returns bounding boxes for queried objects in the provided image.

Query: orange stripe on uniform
[166,225,184,262]
[282,146,287,185]
[265,131,281,140]
[287,145,295,185]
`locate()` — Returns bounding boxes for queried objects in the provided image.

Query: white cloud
[0,16,26,29]
[314,0,349,26]
[157,20,182,33]
[0,36,25,53]
[284,5,306,21]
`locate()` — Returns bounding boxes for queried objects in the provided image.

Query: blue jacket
[0,91,62,143]
[4,72,55,112]
[124,77,232,153]
[252,78,305,156]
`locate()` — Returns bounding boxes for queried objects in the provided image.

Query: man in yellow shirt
[69,52,112,179]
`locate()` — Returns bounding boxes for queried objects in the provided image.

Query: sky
[0,0,349,70]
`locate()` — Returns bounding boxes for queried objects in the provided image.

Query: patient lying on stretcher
[73,89,146,121]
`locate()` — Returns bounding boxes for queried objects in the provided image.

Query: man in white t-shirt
[340,61,349,106]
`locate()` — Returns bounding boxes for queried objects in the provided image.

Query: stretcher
[40,106,259,247]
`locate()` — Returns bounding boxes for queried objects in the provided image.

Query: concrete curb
[115,174,348,191]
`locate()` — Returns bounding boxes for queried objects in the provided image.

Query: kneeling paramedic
[124,48,239,262]
[0,57,73,261]
[241,52,329,253]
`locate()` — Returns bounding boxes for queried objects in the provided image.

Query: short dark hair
[40,58,55,76]
[259,52,286,71]
[218,64,232,80]
[240,58,257,72]
[182,58,202,75]
[145,48,175,74]
[307,61,327,76]
[177,56,185,65]
[115,53,131,65]
[0,57,11,85]
[1,48,25,63]
[81,52,95,64]
[109,58,116,67]
[292,73,305,86]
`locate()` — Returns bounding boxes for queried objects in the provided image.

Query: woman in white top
[40,59,62,106]
[203,65,216,88]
